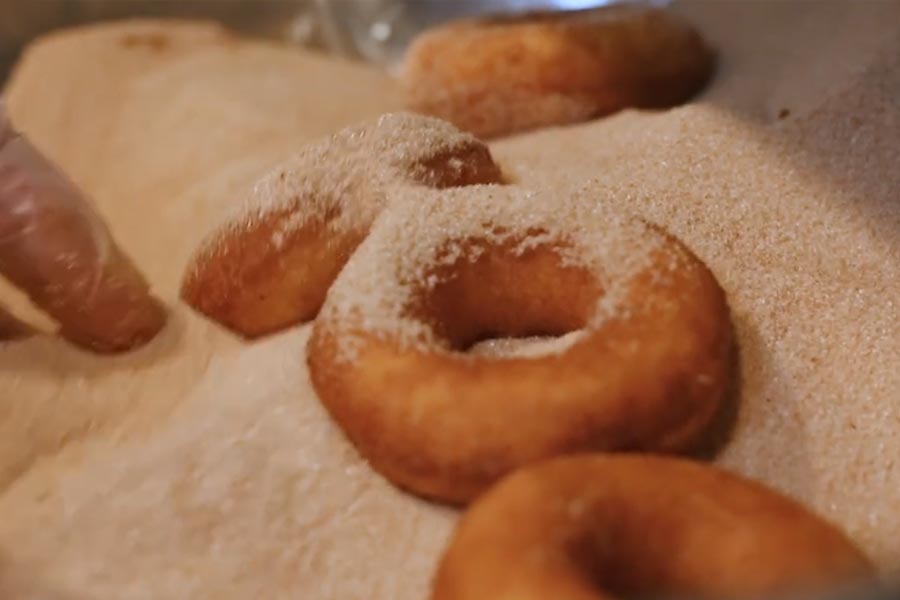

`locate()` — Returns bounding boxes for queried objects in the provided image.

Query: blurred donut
[433,455,874,600]
[401,5,715,138]
[308,185,734,503]
[181,113,502,338]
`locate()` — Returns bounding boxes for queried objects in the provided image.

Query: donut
[181,113,502,338]
[401,5,715,138]
[0,109,165,352]
[307,185,734,504]
[434,455,874,600]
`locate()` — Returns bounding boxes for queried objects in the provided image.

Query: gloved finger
[0,102,165,353]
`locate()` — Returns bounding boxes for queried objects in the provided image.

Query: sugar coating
[467,331,587,358]
[190,112,488,267]
[2,6,900,598]
[320,184,678,359]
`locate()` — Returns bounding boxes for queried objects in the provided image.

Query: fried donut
[434,455,873,600]
[308,185,734,504]
[0,107,165,352]
[401,5,715,138]
[181,113,502,337]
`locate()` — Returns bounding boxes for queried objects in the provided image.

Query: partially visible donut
[181,113,502,337]
[433,455,874,600]
[307,185,734,504]
[401,6,715,138]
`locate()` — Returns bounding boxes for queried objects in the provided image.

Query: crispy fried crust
[181,211,367,338]
[433,455,873,599]
[402,6,716,138]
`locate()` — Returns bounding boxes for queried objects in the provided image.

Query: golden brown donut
[0,108,165,352]
[308,185,734,504]
[401,5,715,138]
[433,455,874,600]
[181,113,502,338]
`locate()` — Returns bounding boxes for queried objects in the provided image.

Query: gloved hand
[0,101,165,352]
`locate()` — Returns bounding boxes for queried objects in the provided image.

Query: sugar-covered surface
[467,331,585,358]
[492,2,900,569]
[196,112,489,264]
[0,2,898,599]
[320,184,669,358]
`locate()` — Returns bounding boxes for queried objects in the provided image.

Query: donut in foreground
[401,5,715,138]
[433,455,874,600]
[181,113,502,338]
[307,185,734,504]
[0,107,165,352]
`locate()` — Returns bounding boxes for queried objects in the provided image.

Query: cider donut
[401,5,715,138]
[0,107,165,352]
[308,185,734,504]
[434,455,873,600]
[181,113,502,337]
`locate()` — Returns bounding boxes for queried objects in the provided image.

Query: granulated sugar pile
[0,3,898,599]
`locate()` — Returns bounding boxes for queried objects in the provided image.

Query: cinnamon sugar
[489,19,900,569]
[0,4,899,598]
[319,184,672,359]
[189,112,490,272]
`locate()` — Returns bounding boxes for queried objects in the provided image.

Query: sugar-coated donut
[181,113,502,337]
[401,5,715,138]
[433,455,874,600]
[307,185,734,504]
[0,109,165,352]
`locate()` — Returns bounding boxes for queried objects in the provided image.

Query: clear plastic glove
[0,101,165,352]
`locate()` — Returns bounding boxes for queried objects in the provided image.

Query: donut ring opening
[416,236,598,352]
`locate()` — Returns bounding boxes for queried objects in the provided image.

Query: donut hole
[416,240,601,356]
[566,529,668,600]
